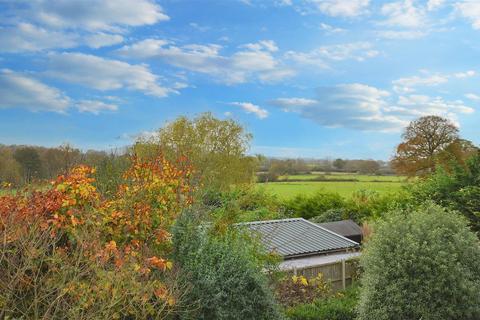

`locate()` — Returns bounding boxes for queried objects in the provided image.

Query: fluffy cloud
[0,0,169,52]
[0,23,79,52]
[455,1,480,29]
[0,23,125,52]
[309,0,370,17]
[46,52,173,97]
[285,42,379,68]
[377,30,427,39]
[454,70,476,78]
[389,94,474,125]
[427,0,445,11]
[271,83,406,131]
[319,23,346,34]
[393,70,476,93]
[0,69,70,112]
[76,100,118,114]
[118,39,294,84]
[393,74,448,93]
[270,83,475,131]
[230,102,269,119]
[25,0,169,32]
[0,69,121,114]
[83,33,124,49]
[380,0,426,28]
[465,93,480,101]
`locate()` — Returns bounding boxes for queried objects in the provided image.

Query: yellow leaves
[300,277,308,286]
[291,275,308,286]
[292,275,298,283]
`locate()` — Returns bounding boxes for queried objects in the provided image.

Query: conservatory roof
[239,218,359,259]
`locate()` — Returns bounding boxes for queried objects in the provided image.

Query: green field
[278,173,406,182]
[260,173,408,199]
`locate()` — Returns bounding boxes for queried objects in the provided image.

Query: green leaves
[358,204,480,320]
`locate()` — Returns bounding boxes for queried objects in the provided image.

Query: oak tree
[392,116,460,176]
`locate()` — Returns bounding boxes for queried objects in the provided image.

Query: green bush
[202,186,286,223]
[411,152,480,232]
[286,284,359,320]
[285,191,346,220]
[172,210,284,320]
[309,208,347,223]
[285,189,414,223]
[358,203,480,320]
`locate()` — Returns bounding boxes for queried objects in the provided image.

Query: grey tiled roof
[239,218,359,259]
[318,220,362,237]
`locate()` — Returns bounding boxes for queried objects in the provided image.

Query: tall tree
[392,116,460,176]
[13,147,42,183]
[333,158,346,171]
[136,113,256,191]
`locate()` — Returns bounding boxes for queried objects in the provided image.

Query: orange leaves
[101,155,194,250]
[146,256,173,271]
[1,154,193,313]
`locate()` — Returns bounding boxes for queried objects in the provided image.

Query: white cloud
[269,98,317,110]
[0,69,122,114]
[427,0,445,11]
[455,1,480,30]
[26,0,169,32]
[271,83,475,131]
[454,70,476,78]
[271,83,406,131]
[391,94,474,125]
[0,69,70,112]
[377,30,427,39]
[84,33,124,49]
[242,40,278,52]
[118,39,294,84]
[310,0,370,17]
[189,23,210,32]
[380,0,426,28]
[393,73,449,93]
[0,23,79,52]
[393,70,477,93]
[230,102,269,119]
[0,23,125,52]
[465,93,480,101]
[285,42,379,68]
[76,100,118,114]
[0,0,169,52]
[319,23,346,34]
[46,52,173,97]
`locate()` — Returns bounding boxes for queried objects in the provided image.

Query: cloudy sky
[1,0,480,159]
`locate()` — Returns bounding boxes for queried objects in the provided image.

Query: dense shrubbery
[172,210,284,320]
[411,152,480,232]
[358,203,480,320]
[275,274,331,307]
[286,284,359,320]
[285,192,346,220]
[0,156,194,319]
[286,189,413,223]
[202,186,287,223]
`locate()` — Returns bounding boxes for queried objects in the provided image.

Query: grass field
[260,173,408,199]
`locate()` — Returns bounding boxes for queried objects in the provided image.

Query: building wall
[291,258,359,292]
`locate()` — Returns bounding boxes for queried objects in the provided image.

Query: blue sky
[1,0,480,160]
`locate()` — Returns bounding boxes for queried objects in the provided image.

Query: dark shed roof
[317,220,362,238]
[239,218,359,259]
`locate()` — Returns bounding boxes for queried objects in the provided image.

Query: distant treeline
[0,144,129,187]
[0,142,395,187]
[256,157,394,182]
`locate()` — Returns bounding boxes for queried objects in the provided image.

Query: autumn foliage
[0,155,194,319]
